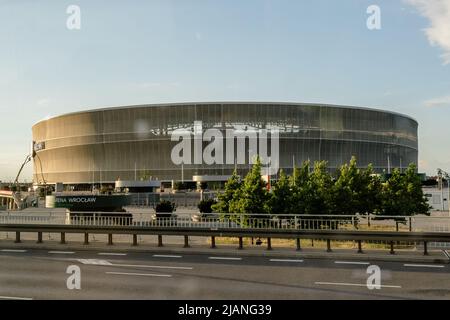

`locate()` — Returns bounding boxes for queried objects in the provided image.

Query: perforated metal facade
[32,102,418,184]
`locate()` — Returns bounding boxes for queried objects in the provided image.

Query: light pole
[437,168,450,216]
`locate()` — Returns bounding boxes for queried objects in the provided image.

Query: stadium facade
[32,102,418,186]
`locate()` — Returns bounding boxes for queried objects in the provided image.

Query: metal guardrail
[0,223,449,256]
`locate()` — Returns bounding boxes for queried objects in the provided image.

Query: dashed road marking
[153,255,182,258]
[106,272,172,278]
[334,261,370,265]
[403,264,445,269]
[0,296,33,300]
[112,263,193,270]
[0,249,27,253]
[48,251,75,255]
[98,253,127,256]
[77,259,112,265]
[315,282,402,288]
[269,259,304,263]
[208,257,242,261]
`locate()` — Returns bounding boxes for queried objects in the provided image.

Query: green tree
[231,157,269,214]
[267,170,292,215]
[379,164,429,217]
[357,164,383,215]
[330,157,382,216]
[402,164,430,215]
[289,161,311,215]
[211,170,241,214]
[330,157,360,215]
[305,161,333,215]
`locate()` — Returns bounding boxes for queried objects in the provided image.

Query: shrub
[155,200,176,213]
[198,198,217,213]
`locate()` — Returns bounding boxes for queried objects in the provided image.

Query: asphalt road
[0,248,449,300]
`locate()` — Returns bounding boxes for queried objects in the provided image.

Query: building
[423,187,450,211]
[32,102,418,187]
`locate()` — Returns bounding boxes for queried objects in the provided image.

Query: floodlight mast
[14,154,33,186]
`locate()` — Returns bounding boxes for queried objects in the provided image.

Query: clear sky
[0,0,449,181]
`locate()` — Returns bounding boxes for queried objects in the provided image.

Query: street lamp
[437,168,450,216]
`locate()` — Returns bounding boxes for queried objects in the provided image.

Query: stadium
[31,102,418,187]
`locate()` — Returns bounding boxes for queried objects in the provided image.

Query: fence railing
[0,212,449,233]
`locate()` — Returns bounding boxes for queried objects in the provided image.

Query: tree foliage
[212,170,241,214]
[267,170,292,215]
[379,164,430,217]
[230,157,269,214]
[213,157,429,218]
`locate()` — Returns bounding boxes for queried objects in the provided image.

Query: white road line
[315,282,402,289]
[98,253,127,256]
[153,254,182,258]
[111,264,193,270]
[0,249,27,253]
[335,261,370,265]
[208,257,242,261]
[77,259,112,265]
[269,259,304,263]
[0,296,33,300]
[443,250,450,260]
[106,272,172,278]
[403,264,445,268]
[48,251,75,255]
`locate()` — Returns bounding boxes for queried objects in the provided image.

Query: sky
[0,0,449,181]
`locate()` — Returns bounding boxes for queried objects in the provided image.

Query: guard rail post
[423,241,428,256]
[15,231,20,243]
[267,237,272,251]
[184,235,189,248]
[60,232,66,244]
[238,237,243,250]
[326,239,332,252]
[357,240,363,254]
[296,238,301,251]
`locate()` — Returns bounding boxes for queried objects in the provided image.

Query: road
[0,248,449,300]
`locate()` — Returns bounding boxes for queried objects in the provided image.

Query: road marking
[106,272,172,278]
[98,253,127,256]
[153,254,182,258]
[443,250,450,260]
[77,259,112,265]
[0,249,27,253]
[315,282,402,289]
[0,296,33,300]
[208,257,242,261]
[48,251,75,255]
[269,259,304,263]
[335,261,370,265]
[403,264,445,268]
[112,264,193,270]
